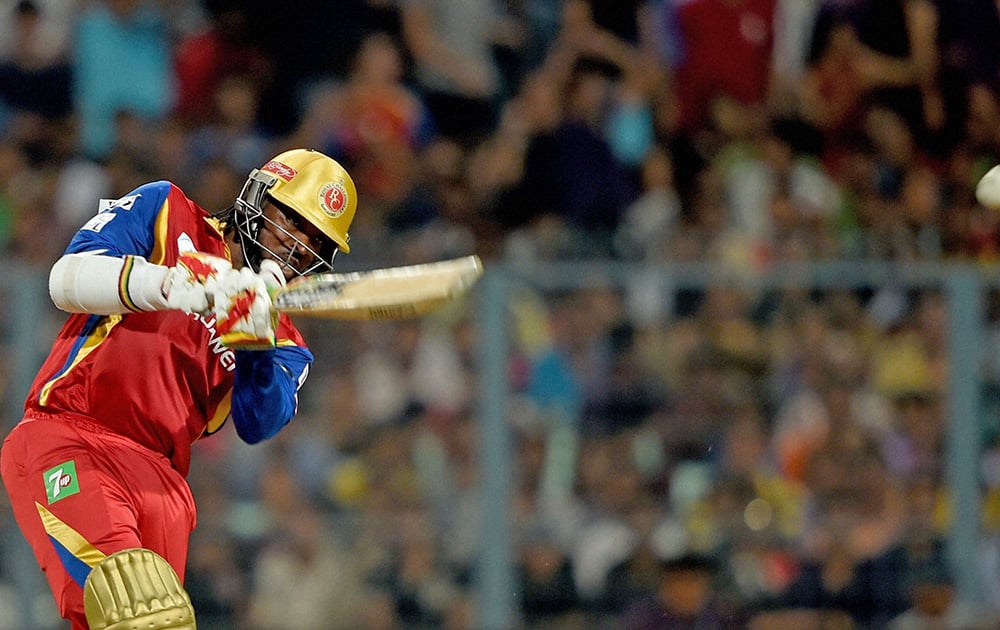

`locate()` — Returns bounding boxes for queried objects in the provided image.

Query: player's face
[258,199,333,279]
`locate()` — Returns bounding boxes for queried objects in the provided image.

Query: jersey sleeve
[64,181,172,258]
[230,345,314,444]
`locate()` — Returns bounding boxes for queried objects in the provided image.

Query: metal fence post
[946,267,984,606]
[3,265,52,629]
[475,267,516,630]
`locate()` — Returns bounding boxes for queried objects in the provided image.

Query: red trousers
[1,411,196,629]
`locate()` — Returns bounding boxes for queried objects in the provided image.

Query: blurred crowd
[4,0,1000,628]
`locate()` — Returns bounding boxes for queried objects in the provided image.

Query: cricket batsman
[0,148,357,629]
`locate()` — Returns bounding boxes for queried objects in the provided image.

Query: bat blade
[273,255,484,320]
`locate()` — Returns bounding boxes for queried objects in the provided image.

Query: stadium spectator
[172,1,272,127]
[72,0,174,159]
[399,0,510,147]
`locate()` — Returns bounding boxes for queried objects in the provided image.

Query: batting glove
[214,260,285,350]
[161,252,233,315]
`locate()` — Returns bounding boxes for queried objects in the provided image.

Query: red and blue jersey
[25,181,312,476]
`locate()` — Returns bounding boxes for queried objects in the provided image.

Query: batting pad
[84,548,196,630]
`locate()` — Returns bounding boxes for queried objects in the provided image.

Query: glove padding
[161,252,232,315]
[214,260,285,350]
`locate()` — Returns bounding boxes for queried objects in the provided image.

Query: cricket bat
[272,255,484,320]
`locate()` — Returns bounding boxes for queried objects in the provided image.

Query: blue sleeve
[64,181,170,257]
[230,345,314,444]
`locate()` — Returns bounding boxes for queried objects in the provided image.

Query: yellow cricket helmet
[233,148,358,275]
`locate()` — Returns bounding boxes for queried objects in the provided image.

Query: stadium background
[4,0,1000,628]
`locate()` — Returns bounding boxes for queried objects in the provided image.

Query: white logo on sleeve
[81,212,116,232]
[84,193,140,231]
[98,194,139,213]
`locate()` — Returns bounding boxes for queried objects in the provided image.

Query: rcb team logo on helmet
[319,181,350,218]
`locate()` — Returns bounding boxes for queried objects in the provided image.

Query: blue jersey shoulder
[65,181,175,257]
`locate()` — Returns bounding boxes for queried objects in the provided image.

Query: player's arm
[230,344,314,443]
[52,250,283,350]
[228,264,311,443]
[48,250,209,314]
[50,248,247,317]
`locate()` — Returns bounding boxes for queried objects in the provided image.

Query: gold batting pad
[84,548,196,630]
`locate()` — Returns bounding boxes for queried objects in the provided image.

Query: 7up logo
[43,461,80,504]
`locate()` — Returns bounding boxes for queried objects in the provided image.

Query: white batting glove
[257,259,287,295]
[161,252,233,315]
[214,261,284,350]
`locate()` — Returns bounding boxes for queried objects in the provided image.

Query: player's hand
[214,260,284,350]
[161,252,233,315]
[257,259,286,295]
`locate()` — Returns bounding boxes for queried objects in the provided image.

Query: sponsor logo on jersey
[44,460,80,504]
[98,194,140,213]
[318,181,349,218]
[191,312,237,371]
[81,212,116,233]
[261,160,297,181]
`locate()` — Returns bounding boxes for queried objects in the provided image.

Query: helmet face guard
[233,170,339,276]
[231,149,356,277]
